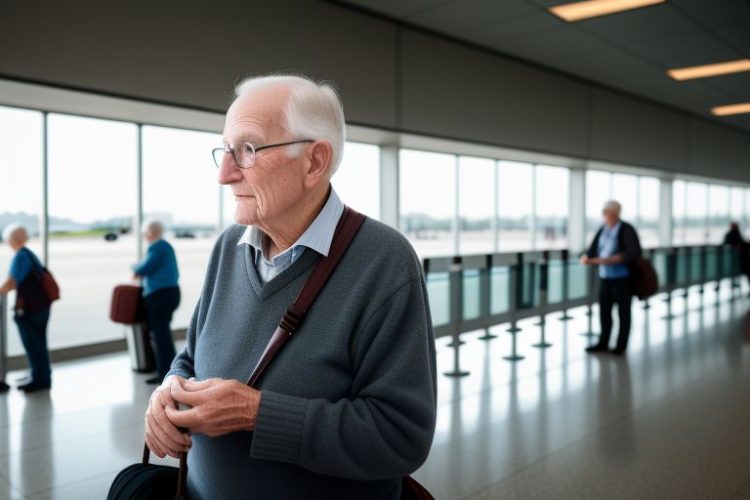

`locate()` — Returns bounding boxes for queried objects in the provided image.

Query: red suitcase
[110,285,146,325]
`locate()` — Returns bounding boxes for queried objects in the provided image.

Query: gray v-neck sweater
[168,218,437,499]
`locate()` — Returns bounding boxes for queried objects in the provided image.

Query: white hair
[234,74,346,175]
[2,224,27,245]
[603,200,622,215]
[141,219,164,238]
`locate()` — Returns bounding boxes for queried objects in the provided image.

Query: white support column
[531,165,538,250]
[379,145,399,229]
[453,155,460,255]
[659,178,673,247]
[135,124,144,260]
[493,160,500,252]
[568,168,586,253]
[41,112,49,265]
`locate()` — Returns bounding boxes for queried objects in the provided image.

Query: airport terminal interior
[1,0,750,498]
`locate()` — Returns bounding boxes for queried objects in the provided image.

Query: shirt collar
[237,187,344,260]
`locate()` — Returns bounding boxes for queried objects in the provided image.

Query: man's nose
[217,154,243,185]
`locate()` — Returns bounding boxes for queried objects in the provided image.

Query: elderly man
[580,200,642,355]
[144,75,437,499]
[0,225,53,391]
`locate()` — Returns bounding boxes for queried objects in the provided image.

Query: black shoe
[610,348,626,356]
[146,377,163,385]
[585,345,609,353]
[18,382,51,392]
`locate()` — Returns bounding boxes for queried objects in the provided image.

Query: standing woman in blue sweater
[132,220,180,384]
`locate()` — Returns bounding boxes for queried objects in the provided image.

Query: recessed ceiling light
[711,103,750,116]
[667,59,750,81]
[549,0,665,22]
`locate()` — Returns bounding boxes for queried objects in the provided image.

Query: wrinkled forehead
[224,86,289,143]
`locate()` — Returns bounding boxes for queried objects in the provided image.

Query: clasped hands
[145,375,262,458]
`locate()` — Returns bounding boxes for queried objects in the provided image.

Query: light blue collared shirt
[237,188,344,284]
[597,222,629,279]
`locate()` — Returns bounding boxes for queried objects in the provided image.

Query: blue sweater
[132,239,179,296]
[168,220,437,499]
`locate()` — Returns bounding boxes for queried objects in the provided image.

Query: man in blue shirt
[0,224,52,391]
[132,220,180,384]
[580,201,642,355]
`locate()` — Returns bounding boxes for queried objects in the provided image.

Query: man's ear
[303,141,333,188]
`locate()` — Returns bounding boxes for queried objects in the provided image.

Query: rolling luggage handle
[140,206,367,499]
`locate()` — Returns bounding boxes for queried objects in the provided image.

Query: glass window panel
[458,156,495,254]
[399,149,455,257]
[586,170,611,242]
[535,165,569,249]
[47,114,137,349]
[498,161,533,251]
[638,177,660,248]
[426,272,450,326]
[0,106,44,356]
[332,142,380,220]
[547,260,564,303]
[490,267,510,314]
[611,173,637,221]
[707,185,729,244]
[672,180,686,245]
[567,259,588,300]
[730,187,744,227]
[143,126,222,329]
[462,269,481,320]
[685,182,708,245]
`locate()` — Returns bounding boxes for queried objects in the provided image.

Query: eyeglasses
[212,139,314,169]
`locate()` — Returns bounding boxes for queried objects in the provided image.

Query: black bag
[15,248,59,313]
[632,258,658,300]
[107,464,181,500]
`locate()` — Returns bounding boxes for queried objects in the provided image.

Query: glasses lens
[212,148,224,168]
[236,142,255,169]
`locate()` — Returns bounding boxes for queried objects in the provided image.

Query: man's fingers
[171,382,210,407]
[152,405,192,449]
[182,378,222,391]
[165,406,201,431]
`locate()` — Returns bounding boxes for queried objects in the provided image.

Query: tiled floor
[0,284,749,499]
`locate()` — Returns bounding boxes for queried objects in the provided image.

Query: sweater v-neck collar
[244,244,320,301]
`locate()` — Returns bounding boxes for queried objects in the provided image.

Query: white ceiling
[340,0,750,133]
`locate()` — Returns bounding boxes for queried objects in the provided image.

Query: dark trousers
[144,287,180,378]
[14,308,52,385]
[598,277,633,351]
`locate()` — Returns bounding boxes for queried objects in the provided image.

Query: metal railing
[423,244,743,377]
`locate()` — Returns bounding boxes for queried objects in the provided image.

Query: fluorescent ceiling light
[711,103,750,116]
[549,0,665,22]
[667,59,750,81]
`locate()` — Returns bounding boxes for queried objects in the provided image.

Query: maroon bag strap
[246,205,366,387]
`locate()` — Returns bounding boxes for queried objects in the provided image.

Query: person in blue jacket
[132,220,180,384]
[0,224,52,392]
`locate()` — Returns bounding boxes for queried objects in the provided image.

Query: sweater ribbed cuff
[250,390,307,465]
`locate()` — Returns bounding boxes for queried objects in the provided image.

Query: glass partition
[142,126,222,329]
[498,161,533,251]
[459,156,494,254]
[332,141,380,220]
[0,106,44,356]
[535,166,569,250]
[47,114,138,349]
[400,149,455,257]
